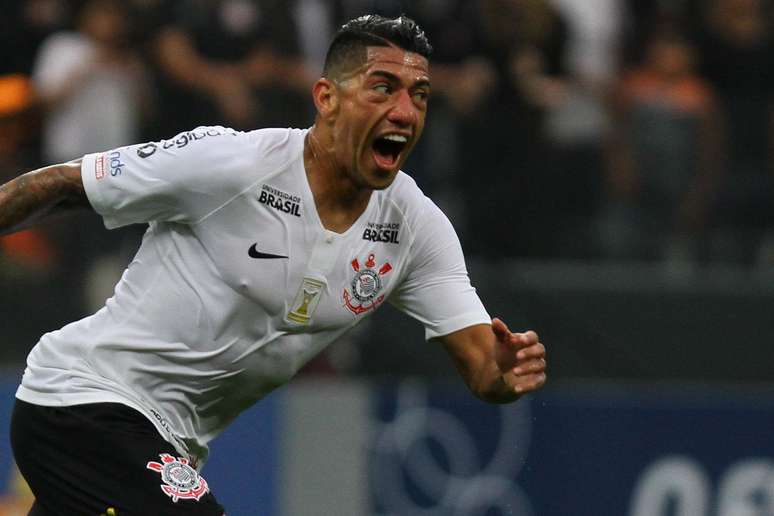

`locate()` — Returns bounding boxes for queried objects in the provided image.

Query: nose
[387,90,418,127]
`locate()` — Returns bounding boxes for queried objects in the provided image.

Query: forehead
[361,45,429,82]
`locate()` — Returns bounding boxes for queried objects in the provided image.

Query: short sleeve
[81,127,255,228]
[389,200,491,340]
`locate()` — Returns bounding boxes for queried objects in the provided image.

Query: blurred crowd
[2,0,774,348]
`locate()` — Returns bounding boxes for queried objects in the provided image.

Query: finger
[516,342,545,361]
[513,358,546,376]
[512,373,547,394]
[510,330,539,348]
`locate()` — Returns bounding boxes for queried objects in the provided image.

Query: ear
[312,78,339,121]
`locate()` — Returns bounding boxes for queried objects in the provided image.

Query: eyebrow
[369,70,431,90]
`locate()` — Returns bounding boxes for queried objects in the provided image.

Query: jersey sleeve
[81,127,255,228]
[389,200,491,340]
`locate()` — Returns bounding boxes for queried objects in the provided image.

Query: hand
[492,317,546,395]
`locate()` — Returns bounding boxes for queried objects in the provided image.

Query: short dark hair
[322,14,433,79]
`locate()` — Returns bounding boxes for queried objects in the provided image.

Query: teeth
[383,134,408,143]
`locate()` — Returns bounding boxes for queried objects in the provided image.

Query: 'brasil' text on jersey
[259,190,301,217]
[362,228,400,244]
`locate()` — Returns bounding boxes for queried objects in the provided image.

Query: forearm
[442,330,522,404]
[0,161,87,236]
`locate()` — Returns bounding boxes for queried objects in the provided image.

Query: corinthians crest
[344,253,392,315]
[146,453,209,503]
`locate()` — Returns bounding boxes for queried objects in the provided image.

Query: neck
[304,126,372,233]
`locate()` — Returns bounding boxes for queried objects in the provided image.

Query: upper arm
[389,200,490,339]
[57,159,87,203]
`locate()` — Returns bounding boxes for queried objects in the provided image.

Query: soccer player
[0,14,547,515]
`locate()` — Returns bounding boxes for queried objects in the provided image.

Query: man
[0,14,547,516]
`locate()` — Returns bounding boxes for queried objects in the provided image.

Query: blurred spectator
[457,0,570,258]
[150,0,315,136]
[695,0,774,264]
[32,0,150,163]
[542,0,624,258]
[600,31,722,262]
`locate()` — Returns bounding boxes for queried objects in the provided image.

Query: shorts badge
[343,253,392,315]
[146,453,209,503]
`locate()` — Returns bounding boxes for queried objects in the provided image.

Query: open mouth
[372,134,408,169]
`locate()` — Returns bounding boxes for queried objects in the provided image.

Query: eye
[373,83,391,95]
[413,90,429,103]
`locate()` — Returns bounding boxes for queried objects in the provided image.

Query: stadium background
[2,0,774,514]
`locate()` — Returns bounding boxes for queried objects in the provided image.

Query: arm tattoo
[0,162,88,235]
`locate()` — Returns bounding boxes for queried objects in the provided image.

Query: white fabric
[16,126,490,465]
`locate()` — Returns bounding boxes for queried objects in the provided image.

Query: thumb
[491,317,509,339]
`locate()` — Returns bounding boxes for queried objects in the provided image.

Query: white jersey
[16,126,490,465]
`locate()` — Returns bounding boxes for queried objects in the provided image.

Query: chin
[370,181,393,191]
[369,170,399,190]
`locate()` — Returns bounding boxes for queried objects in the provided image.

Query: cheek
[415,117,426,137]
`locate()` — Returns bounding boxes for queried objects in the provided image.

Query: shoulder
[382,176,471,290]
[379,171,422,210]
[101,126,304,199]
[127,125,245,168]
[243,127,307,166]
[134,126,304,174]
[379,172,455,240]
[81,126,308,224]
[156,125,304,150]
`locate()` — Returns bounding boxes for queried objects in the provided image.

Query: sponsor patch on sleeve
[94,151,125,179]
[95,153,106,180]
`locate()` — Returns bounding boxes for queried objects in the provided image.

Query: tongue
[373,148,397,169]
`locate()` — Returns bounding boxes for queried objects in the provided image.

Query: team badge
[146,453,210,503]
[343,253,392,315]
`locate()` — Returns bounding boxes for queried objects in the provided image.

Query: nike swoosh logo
[248,243,288,259]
